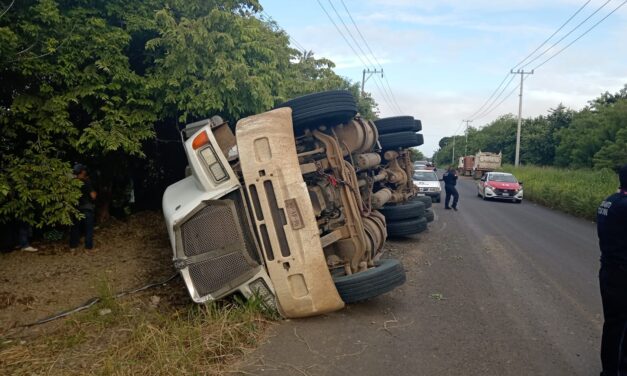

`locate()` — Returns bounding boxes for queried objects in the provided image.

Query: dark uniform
[69,167,96,250]
[442,170,459,210]
[597,182,627,375]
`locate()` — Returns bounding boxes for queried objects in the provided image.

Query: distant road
[240,176,603,376]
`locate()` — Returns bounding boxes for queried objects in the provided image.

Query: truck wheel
[411,195,432,209]
[379,131,423,150]
[333,259,406,304]
[275,90,357,131]
[413,120,422,132]
[424,208,435,223]
[379,200,425,221]
[374,116,415,135]
[386,216,428,237]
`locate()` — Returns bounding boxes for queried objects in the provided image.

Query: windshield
[413,171,438,181]
[490,174,517,183]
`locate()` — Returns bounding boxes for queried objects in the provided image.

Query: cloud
[359,12,552,34]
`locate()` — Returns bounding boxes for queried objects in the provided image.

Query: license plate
[502,192,509,196]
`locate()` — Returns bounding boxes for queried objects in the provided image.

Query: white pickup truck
[162,91,423,318]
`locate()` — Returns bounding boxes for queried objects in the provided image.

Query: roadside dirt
[0,212,181,339]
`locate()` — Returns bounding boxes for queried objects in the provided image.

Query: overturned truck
[163,91,428,318]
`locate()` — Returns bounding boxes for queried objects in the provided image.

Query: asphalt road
[239,176,603,376]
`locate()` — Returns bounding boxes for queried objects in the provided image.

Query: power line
[511,0,592,70]
[532,0,627,71]
[373,73,402,113]
[371,73,397,112]
[471,74,517,121]
[466,72,511,120]
[339,0,404,113]
[326,0,376,68]
[339,0,383,68]
[473,76,529,122]
[380,72,403,113]
[520,0,612,69]
[260,11,306,53]
[315,0,372,70]
[331,0,404,113]
[465,0,614,123]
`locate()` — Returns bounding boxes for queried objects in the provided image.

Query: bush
[501,165,619,220]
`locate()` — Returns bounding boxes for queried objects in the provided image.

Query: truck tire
[413,120,422,132]
[379,200,425,221]
[425,208,435,223]
[386,216,428,237]
[374,116,415,134]
[333,259,406,304]
[275,90,357,131]
[412,195,432,209]
[379,132,423,150]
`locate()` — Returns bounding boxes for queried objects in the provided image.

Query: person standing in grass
[597,164,627,376]
[441,166,459,211]
[69,164,97,251]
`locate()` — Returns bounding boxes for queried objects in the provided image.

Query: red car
[476,172,523,203]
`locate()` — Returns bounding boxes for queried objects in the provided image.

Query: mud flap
[236,108,345,318]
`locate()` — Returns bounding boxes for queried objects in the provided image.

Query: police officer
[69,164,98,250]
[441,166,459,211]
[597,164,627,376]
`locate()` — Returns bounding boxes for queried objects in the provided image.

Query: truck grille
[188,252,254,297]
[181,204,240,257]
[494,189,516,195]
[179,191,260,297]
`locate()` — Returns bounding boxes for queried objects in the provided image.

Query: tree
[0,0,379,228]
[1,0,157,226]
[408,148,425,161]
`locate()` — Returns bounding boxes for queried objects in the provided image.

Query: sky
[260,0,627,156]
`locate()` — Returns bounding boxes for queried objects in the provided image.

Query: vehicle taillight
[192,131,209,150]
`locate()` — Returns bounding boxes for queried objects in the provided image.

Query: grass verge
[0,278,276,375]
[500,165,619,220]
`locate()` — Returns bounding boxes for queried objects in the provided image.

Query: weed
[501,165,618,220]
[430,293,446,301]
[0,289,275,375]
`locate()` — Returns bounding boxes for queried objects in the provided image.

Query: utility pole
[451,136,456,165]
[361,68,383,96]
[510,69,534,167]
[462,120,472,156]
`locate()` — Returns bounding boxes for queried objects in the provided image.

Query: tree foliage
[408,148,425,162]
[0,0,378,228]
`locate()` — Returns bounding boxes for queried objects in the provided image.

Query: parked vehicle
[472,151,502,179]
[413,160,428,170]
[476,172,523,203]
[412,170,441,203]
[459,156,475,176]
[163,91,408,319]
